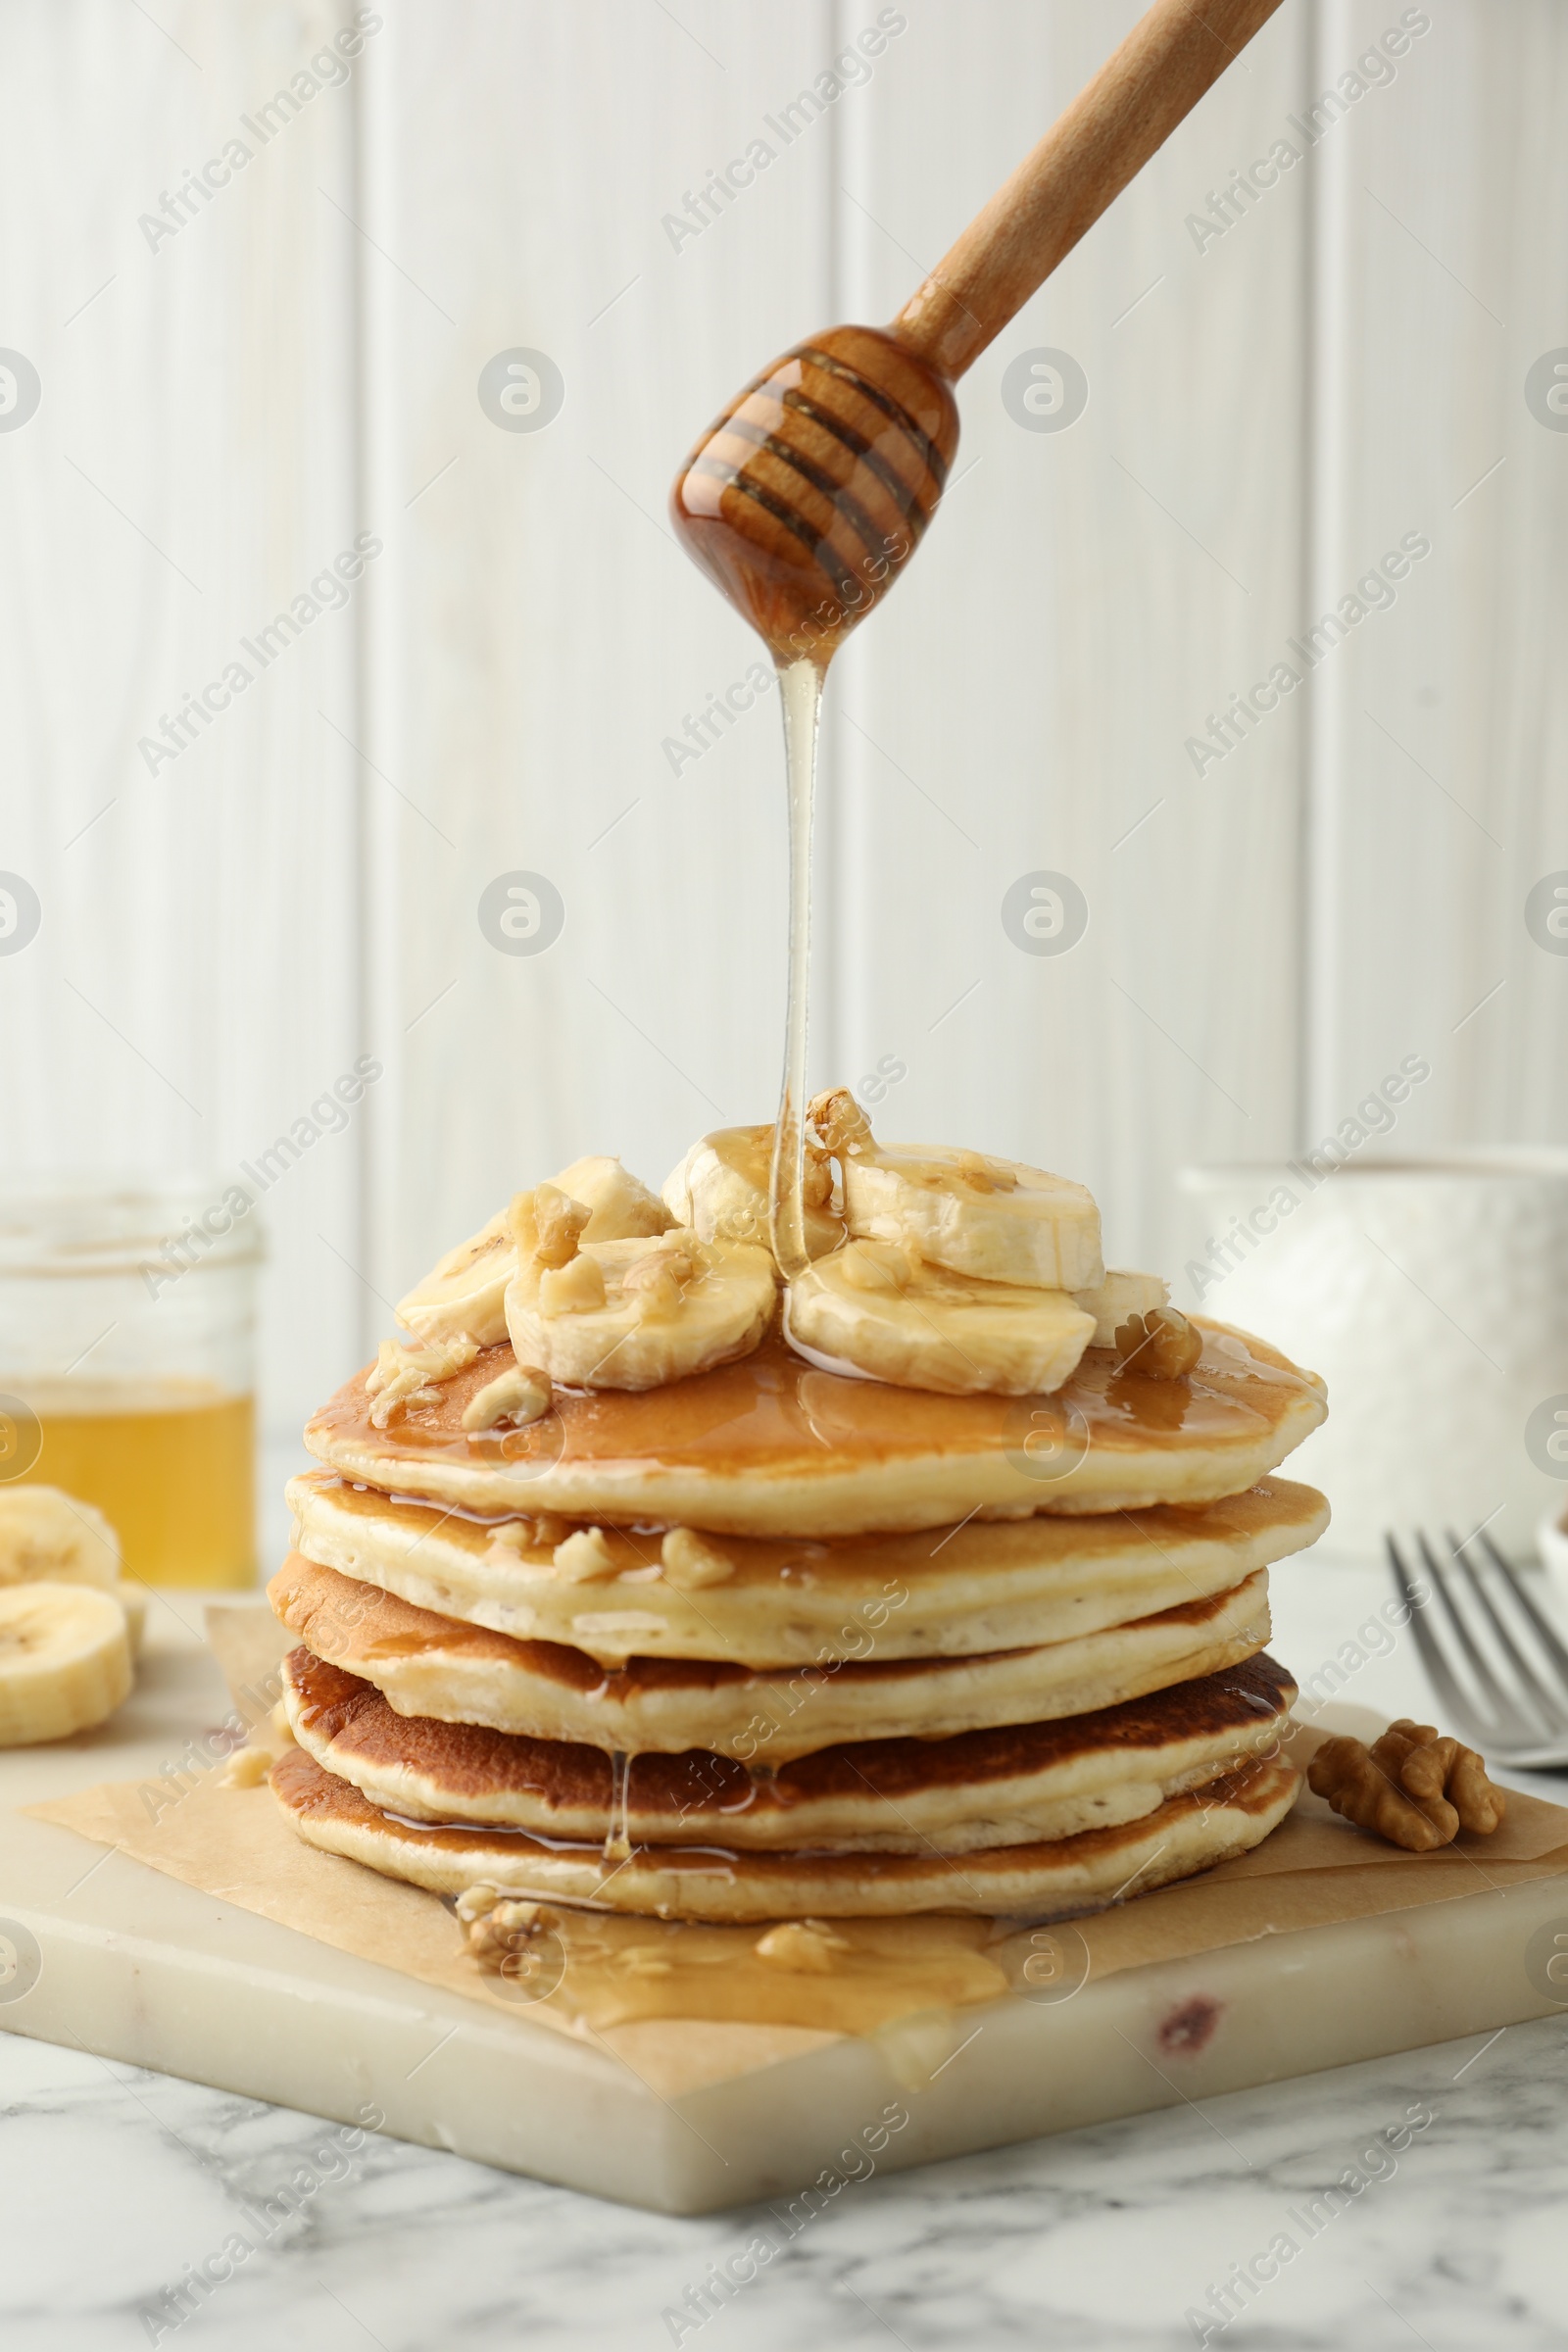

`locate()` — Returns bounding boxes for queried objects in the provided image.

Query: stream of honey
[296,627,1313,2025]
[442,643,1078,2028]
[766,656,827,1283]
[280,334,1299,2035]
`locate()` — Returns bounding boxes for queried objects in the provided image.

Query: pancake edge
[281,1643,1300,1853]
[303,1382,1327,1538]
[285,1468,1330,1666]
[270,1745,1302,1920]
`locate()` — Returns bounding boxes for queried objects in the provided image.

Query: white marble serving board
[2,1596,1564,2218]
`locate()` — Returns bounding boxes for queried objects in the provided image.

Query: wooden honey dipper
[671,0,1284,663]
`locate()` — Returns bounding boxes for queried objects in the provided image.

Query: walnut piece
[808,1086,875,1158]
[622,1235,703,1319]
[459,1887,564,1973]
[661,1527,735,1589]
[553,1527,620,1582]
[366,1332,481,1427]
[462,1363,552,1433]
[1113,1307,1203,1380]
[507,1181,592,1274]
[1307,1718,1506,1851]
[754,1919,854,1974]
[484,1513,569,1556]
[532,1183,593,1269]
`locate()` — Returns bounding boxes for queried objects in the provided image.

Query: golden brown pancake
[267,1554,1272,1759]
[270,1743,1302,1921]
[282,1644,1297,1854]
[303,1324,1326,1538]
[287,1467,1328,1667]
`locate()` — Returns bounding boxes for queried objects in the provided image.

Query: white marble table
[5,1553,1567,2352]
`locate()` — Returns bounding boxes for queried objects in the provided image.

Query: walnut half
[1113,1307,1202,1380]
[1307,1718,1506,1851]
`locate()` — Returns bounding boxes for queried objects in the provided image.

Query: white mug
[1176,1150,1568,1561]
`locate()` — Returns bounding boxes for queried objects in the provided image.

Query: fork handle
[890,0,1285,379]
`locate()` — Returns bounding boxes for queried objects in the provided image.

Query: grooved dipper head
[670,323,960,666]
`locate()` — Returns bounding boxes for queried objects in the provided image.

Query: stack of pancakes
[270,1304,1328,1925]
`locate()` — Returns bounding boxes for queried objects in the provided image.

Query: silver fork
[1386,1526,1568,1769]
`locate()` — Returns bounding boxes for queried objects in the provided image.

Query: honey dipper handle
[889,0,1285,379]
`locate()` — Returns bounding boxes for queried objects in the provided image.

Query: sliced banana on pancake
[555,1154,678,1241]
[396,1156,671,1346]
[786,1240,1095,1396]
[1071,1269,1169,1348]
[662,1124,843,1260]
[397,1208,514,1346]
[506,1227,776,1392]
[845,1144,1102,1290]
[810,1089,1103,1291]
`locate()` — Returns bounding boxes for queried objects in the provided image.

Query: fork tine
[1387,1533,1492,1740]
[1446,1528,1568,1738]
[1472,1525,1568,1684]
[1415,1530,1518,1727]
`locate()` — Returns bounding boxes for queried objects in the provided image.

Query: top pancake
[305,1322,1325,1539]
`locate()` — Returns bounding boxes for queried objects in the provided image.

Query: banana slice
[0,1582,133,1746]
[507,1229,776,1392]
[1072,1269,1170,1348]
[115,1582,148,1659]
[785,1241,1096,1396]
[397,1156,672,1345]
[662,1125,843,1261]
[555,1154,676,1243]
[840,1139,1103,1291]
[0,1486,120,1589]
[396,1206,514,1346]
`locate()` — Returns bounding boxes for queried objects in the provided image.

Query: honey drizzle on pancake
[603,1749,633,1868]
[312,1329,1316,1480]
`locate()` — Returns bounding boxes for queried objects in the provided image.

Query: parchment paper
[24,1618,1568,2060]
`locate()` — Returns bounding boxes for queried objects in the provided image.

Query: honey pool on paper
[11,1382,256,1588]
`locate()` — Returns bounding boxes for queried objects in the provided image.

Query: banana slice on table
[662,1124,843,1261]
[809,1089,1103,1291]
[0,1486,120,1589]
[507,1228,776,1391]
[115,1582,148,1660]
[785,1240,1096,1396]
[0,1582,133,1746]
[396,1156,671,1345]
[1071,1269,1170,1348]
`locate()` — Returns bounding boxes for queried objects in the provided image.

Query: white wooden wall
[2,0,1565,1561]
